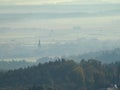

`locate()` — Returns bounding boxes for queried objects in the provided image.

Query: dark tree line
[0,59,120,90]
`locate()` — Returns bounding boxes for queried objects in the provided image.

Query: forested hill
[0,59,120,90]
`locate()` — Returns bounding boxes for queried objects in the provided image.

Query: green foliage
[0,59,120,90]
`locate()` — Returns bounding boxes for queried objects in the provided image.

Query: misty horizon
[0,1,120,61]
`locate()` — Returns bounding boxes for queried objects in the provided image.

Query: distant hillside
[0,60,35,70]
[68,48,120,63]
[96,48,120,62]
[0,48,120,71]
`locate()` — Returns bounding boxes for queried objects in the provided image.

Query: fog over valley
[0,3,120,62]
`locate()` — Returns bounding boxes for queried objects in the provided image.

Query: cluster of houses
[99,84,119,90]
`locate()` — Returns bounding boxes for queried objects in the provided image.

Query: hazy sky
[0,0,120,45]
[0,0,120,5]
[0,0,120,60]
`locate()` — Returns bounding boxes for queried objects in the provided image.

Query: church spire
[38,40,41,47]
